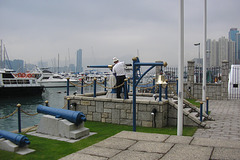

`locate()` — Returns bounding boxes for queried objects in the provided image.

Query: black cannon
[0,130,30,147]
[37,105,86,125]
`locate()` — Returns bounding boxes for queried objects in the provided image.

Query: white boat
[83,69,109,84]
[0,68,44,97]
[32,68,79,88]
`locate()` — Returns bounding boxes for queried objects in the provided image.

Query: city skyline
[2,30,239,72]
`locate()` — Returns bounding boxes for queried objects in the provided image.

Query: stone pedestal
[37,115,89,139]
[0,138,35,155]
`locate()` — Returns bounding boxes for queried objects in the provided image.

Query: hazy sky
[0,0,239,68]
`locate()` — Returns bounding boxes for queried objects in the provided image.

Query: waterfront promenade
[60,100,240,160]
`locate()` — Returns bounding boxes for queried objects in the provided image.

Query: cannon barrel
[87,65,112,68]
[37,105,86,125]
[0,130,30,147]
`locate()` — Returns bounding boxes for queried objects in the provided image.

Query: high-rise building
[218,37,229,64]
[228,40,235,66]
[236,33,240,62]
[207,37,235,67]
[207,39,219,67]
[229,28,239,42]
[11,59,24,72]
[229,28,239,63]
[69,64,75,72]
[76,49,83,73]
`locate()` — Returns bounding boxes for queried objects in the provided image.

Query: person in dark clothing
[112,57,128,99]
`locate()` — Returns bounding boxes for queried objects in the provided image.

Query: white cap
[113,57,119,63]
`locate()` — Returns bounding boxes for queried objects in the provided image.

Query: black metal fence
[162,66,222,84]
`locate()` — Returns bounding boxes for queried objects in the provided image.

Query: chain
[129,83,159,89]
[183,87,200,100]
[0,108,18,119]
[62,102,68,109]
[69,81,94,87]
[22,125,38,133]
[96,81,125,89]
[168,83,177,96]
[96,80,105,84]
[20,109,39,116]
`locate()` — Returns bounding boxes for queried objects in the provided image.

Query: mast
[58,53,60,73]
[68,48,70,73]
[4,45,6,68]
[0,40,2,68]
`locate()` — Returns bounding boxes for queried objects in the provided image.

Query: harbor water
[0,86,103,132]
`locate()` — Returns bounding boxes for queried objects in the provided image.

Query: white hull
[38,80,78,88]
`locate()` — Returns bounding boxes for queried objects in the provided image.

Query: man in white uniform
[112,57,128,99]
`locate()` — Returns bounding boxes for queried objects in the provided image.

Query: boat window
[10,80,17,84]
[42,70,52,73]
[24,80,30,84]
[3,80,10,84]
[3,73,15,78]
[53,76,62,79]
[42,77,49,79]
[17,80,24,84]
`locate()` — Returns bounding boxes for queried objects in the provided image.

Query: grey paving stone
[78,146,121,158]
[191,137,240,149]
[129,141,173,153]
[59,153,108,160]
[161,144,213,160]
[109,150,163,160]
[94,137,136,150]
[165,135,193,144]
[113,131,170,142]
[15,148,35,155]
[211,147,240,160]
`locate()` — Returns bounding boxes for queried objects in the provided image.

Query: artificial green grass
[0,121,197,160]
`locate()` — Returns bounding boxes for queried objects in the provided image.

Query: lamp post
[194,43,200,83]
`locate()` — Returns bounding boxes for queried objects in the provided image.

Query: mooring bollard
[81,79,84,94]
[67,97,70,110]
[200,102,203,122]
[93,78,97,97]
[45,100,49,107]
[206,97,209,115]
[67,78,70,96]
[17,104,21,133]
[159,84,162,102]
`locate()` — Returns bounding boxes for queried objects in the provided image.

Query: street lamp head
[194,43,200,46]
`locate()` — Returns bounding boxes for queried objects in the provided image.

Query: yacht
[34,68,79,88]
[0,68,44,97]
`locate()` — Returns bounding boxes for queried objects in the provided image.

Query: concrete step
[70,127,90,139]
[173,100,178,104]
[183,107,192,113]
[189,112,198,118]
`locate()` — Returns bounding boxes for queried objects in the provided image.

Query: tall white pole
[178,0,184,136]
[198,45,200,83]
[202,0,207,112]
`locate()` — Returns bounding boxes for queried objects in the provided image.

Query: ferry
[0,68,44,97]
